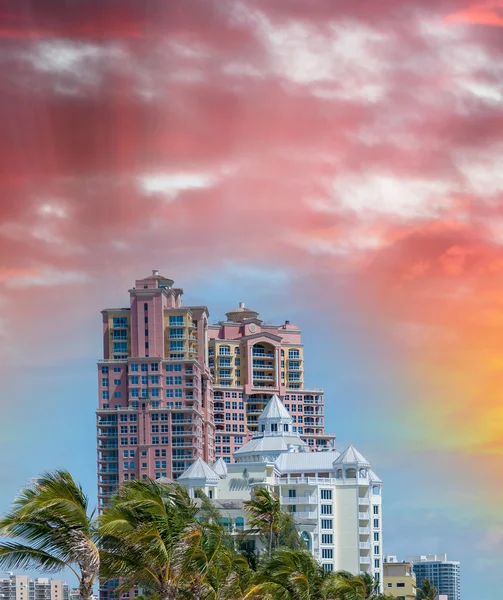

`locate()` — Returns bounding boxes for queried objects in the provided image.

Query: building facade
[97,272,335,508]
[383,557,417,599]
[405,554,460,600]
[177,395,384,588]
[0,576,69,600]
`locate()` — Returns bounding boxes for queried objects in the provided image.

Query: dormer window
[283,424,289,432]
[271,423,278,432]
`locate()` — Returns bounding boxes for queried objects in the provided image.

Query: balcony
[359,496,370,505]
[281,495,318,505]
[293,511,317,519]
[359,512,370,520]
[171,442,194,448]
[99,467,119,474]
[252,352,274,358]
[359,542,371,550]
[98,442,118,449]
[359,527,370,535]
[214,418,224,423]
[360,557,371,564]
[171,419,193,424]
[169,334,186,340]
[253,375,275,381]
[253,363,275,370]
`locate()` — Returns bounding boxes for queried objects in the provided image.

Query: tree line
[0,470,438,600]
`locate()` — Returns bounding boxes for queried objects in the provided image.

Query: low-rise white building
[177,395,384,588]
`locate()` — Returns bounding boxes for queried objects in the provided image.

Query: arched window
[234,346,240,354]
[372,485,381,495]
[301,531,311,552]
[235,517,245,531]
[346,468,357,479]
[220,517,231,531]
[336,469,343,479]
[359,468,367,478]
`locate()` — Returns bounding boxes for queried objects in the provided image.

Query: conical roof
[368,469,382,483]
[258,395,292,422]
[333,445,370,467]
[212,457,228,478]
[178,457,220,483]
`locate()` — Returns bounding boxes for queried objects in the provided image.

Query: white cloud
[0,268,90,289]
[137,172,217,199]
[455,145,503,196]
[255,16,389,101]
[24,40,128,94]
[37,202,67,219]
[318,173,454,219]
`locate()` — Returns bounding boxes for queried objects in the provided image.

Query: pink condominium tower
[96,271,335,508]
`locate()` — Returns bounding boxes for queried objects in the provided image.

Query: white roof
[258,395,292,422]
[212,457,228,478]
[275,451,341,473]
[368,469,382,483]
[234,435,305,457]
[333,445,371,467]
[178,457,220,483]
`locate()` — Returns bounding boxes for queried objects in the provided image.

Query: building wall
[383,562,417,599]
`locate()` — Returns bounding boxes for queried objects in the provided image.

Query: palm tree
[181,521,251,600]
[0,470,98,600]
[244,547,336,600]
[326,571,367,600]
[99,478,202,600]
[361,572,380,598]
[243,487,289,559]
[417,578,438,600]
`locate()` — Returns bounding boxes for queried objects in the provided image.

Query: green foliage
[417,578,438,600]
[0,470,98,600]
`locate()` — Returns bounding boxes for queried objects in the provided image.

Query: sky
[0,0,502,597]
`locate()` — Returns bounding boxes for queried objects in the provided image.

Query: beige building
[384,558,417,599]
[0,576,69,600]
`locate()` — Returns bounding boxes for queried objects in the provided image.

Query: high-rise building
[96,272,335,508]
[405,554,460,600]
[0,576,69,600]
[177,395,384,586]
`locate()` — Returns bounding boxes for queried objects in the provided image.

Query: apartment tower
[97,272,335,507]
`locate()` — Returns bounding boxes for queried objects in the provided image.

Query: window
[374,532,379,542]
[373,505,379,515]
[219,345,231,356]
[321,534,333,544]
[151,363,159,371]
[175,389,182,398]
[374,546,380,554]
[321,505,332,515]
[169,315,184,325]
[102,391,109,400]
[321,519,333,529]
[131,389,139,398]
[374,559,380,569]
[114,391,122,398]
[288,489,296,498]
[130,437,137,445]
[174,376,182,385]
[152,437,159,445]
[322,549,333,559]
[144,303,148,310]
[166,376,173,385]
[101,366,109,374]
[141,375,148,385]
[131,375,139,385]
[141,364,148,372]
[373,519,379,528]
[288,349,300,359]
[235,358,241,366]
[323,564,333,572]
[102,378,109,387]
[397,583,405,588]
[321,489,332,500]
[113,342,127,353]
[151,375,159,384]
[141,389,148,398]
[152,388,160,397]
